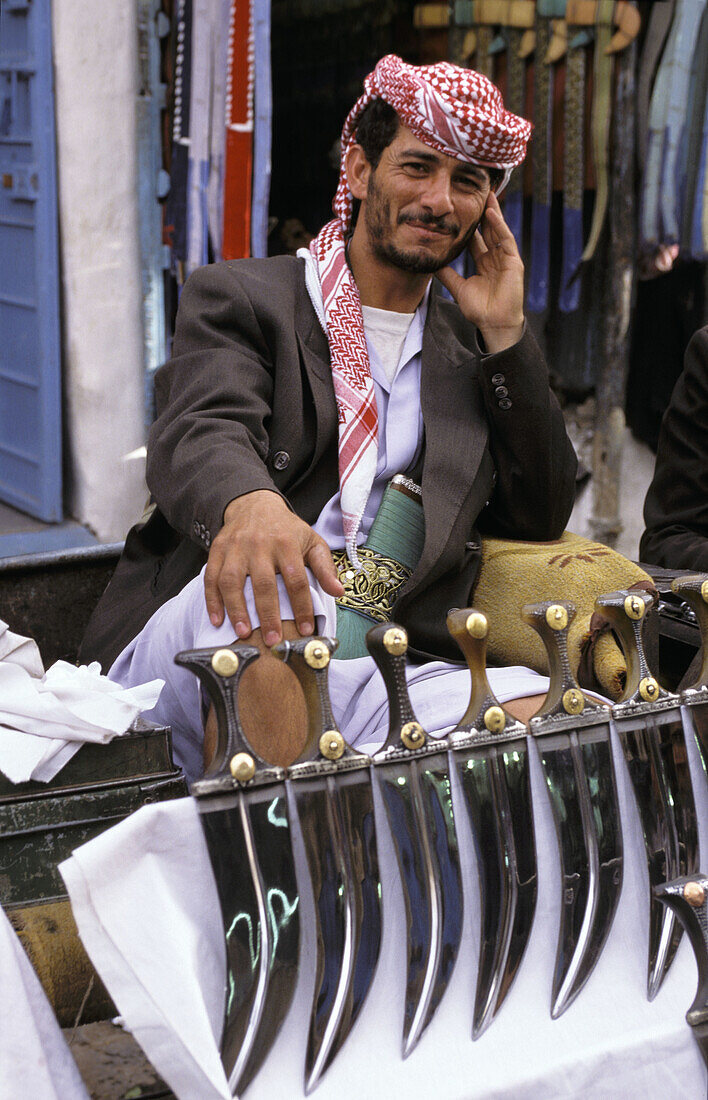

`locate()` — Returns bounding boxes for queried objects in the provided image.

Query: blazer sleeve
[476,326,578,540]
[147,263,283,550]
[640,326,708,570]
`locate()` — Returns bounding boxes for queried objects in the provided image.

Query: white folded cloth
[0,620,164,784]
[0,903,90,1099]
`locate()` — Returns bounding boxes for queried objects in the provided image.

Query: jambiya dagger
[597,588,699,999]
[446,608,538,1039]
[523,600,624,1018]
[274,636,383,1096]
[655,873,708,1070]
[671,574,708,779]
[176,644,300,1097]
[365,622,464,1058]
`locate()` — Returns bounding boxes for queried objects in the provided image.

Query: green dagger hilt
[654,875,708,1029]
[446,608,515,736]
[594,589,662,705]
[175,643,263,783]
[521,600,601,719]
[366,622,427,753]
[671,575,708,690]
[273,636,353,765]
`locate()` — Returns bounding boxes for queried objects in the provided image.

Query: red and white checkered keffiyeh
[309,55,531,567]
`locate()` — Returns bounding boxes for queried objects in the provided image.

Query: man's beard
[363,175,477,274]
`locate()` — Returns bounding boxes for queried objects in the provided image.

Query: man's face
[359,126,492,274]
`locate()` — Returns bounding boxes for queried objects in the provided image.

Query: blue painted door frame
[0,0,62,521]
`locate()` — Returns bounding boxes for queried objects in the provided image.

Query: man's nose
[421,172,454,216]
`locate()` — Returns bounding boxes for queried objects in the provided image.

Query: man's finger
[204,547,227,628]
[279,556,317,637]
[307,539,345,598]
[216,560,253,638]
[249,565,285,646]
[435,263,466,299]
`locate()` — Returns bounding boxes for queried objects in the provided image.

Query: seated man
[80,55,577,782]
[640,325,708,570]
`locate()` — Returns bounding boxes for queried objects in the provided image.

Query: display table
[59,709,708,1099]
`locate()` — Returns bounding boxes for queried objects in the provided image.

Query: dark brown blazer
[641,326,708,570]
[80,256,577,670]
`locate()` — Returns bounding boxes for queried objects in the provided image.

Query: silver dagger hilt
[671,575,708,689]
[655,875,708,1032]
[522,601,604,720]
[446,608,520,738]
[175,644,275,786]
[274,636,365,768]
[594,589,662,705]
[365,622,427,753]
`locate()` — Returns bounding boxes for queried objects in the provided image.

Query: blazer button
[193,520,200,537]
[491,372,505,385]
[498,397,512,410]
[494,385,509,398]
[273,450,290,470]
[465,540,480,551]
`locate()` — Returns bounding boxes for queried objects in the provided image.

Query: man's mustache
[397,212,460,236]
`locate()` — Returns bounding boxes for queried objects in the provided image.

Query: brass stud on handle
[562,688,585,715]
[230,752,255,783]
[211,648,239,677]
[701,580,708,605]
[639,677,660,703]
[304,640,330,669]
[546,605,568,630]
[383,627,407,656]
[684,881,706,908]
[624,594,645,621]
[484,706,506,733]
[465,612,488,639]
[401,721,426,750]
[319,730,345,760]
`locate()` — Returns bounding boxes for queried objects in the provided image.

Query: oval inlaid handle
[175,643,262,780]
[273,636,352,764]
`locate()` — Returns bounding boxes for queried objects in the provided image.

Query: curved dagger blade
[446,609,537,1038]
[523,601,623,1018]
[367,623,463,1058]
[177,645,300,1095]
[597,589,699,999]
[672,575,708,778]
[655,873,708,1069]
[275,637,382,1094]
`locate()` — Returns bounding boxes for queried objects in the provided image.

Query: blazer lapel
[295,280,338,469]
[414,293,490,583]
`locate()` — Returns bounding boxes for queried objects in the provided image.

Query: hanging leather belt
[527,11,553,313]
[559,17,586,311]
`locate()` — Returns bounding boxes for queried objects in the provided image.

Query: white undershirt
[361,304,416,387]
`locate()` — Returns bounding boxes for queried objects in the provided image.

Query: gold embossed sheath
[333,475,425,659]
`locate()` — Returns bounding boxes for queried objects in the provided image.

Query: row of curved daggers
[179,574,708,1095]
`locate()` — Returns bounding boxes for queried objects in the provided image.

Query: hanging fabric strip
[475,23,495,80]
[659,0,707,245]
[167,0,193,281]
[206,0,231,262]
[636,0,674,176]
[251,0,272,258]
[580,0,614,262]
[186,0,214,275]
[504,26,527,250]
[679,2,708,257]
[559,21,585,312]
[527,12,553,313]
[222,0,254,260]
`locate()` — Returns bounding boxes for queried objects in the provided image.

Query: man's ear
[345,143,371,200]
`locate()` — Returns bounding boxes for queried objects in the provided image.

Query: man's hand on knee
[203,489,344,645]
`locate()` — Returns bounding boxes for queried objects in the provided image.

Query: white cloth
[0,620,164,784]
[0,904,90,1099]
[361,304,416,387]
[60,705,708,1100]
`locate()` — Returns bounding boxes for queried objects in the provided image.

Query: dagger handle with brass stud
[175,644,263,781]
[273,636,349,764]
[365,622,427,753]
[446,608,511,736]
[671,575,708,691]
[654,875,708,1045]
[594,589,661,705]
[521,600,602,719]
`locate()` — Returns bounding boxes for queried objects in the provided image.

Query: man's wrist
[478,320,525,355]
[223,488,286,527]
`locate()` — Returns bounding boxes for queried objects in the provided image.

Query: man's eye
[456,176,485,191]
[404,162,428,173]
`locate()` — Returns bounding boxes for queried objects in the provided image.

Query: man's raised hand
[435,191,525,353]
[203,490,344,645]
